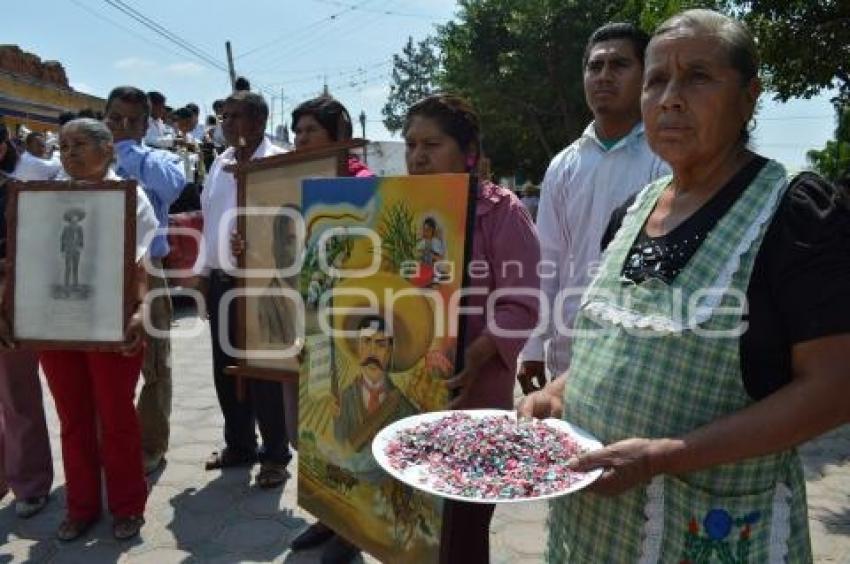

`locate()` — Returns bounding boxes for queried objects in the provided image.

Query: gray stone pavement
[0,309,848,563]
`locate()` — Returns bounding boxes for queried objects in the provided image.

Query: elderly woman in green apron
[519,9,850,563]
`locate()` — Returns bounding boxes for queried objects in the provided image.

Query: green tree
[437,0,624,179]
[387,0,849,178]
[807,105,850,181]
[381,37,441,134]
[621,0,850,105]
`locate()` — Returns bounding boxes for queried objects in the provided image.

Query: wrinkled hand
[516,387,563,420]
[119,308,146,356]
[571,438,665,496]
[0,312,16,350]
[230,231,246,257]
[517,360,546,395]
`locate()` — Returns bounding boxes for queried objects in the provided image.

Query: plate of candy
[373,410,604,503]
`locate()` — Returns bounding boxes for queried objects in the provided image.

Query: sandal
[113,515,145,540]
[256,461,289,489]
[205,448,257,471]
[57,516,99,542]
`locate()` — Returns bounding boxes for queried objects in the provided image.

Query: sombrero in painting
[331,271,435,372]
[63,208,86,222]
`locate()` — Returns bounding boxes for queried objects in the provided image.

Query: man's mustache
[361,357,385,369]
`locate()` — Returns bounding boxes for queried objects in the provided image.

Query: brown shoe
[57,516,99,542]
[205,448,257,471]
[113,515,145,540]
[256,461,289,489]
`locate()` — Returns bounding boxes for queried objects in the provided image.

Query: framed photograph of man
[4,180,137,348]
[230,142,363,380]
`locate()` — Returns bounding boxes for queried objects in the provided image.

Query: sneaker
[15,495,48,519]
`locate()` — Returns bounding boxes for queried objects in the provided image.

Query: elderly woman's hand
[516,386,564,420]
[572,438,675,496]
[119,304,147,356]
[516,372,566,419]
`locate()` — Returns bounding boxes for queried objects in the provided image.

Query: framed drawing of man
[297,174,476,562]
[229,142,360,380]
[4,180,137,348]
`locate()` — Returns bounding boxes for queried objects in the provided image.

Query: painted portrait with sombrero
[331,271,436,374]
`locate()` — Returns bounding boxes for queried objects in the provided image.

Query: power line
[246,7,376,77]
[236,5,362,61]
[247,0,395,78]
[240,0,379,73]
[311,0,442,19]
[70,0,189,63]
[102,0,228,73]
[272,3,389,72]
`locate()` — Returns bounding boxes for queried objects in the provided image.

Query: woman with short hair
[32,118,158,541]
[520,10,850,562]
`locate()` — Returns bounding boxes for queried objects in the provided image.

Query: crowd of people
[0,8,848,563]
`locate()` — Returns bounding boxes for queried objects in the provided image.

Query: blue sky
[7,0,836,169]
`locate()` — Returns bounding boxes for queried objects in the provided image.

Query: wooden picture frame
[226,141,364,383]
[4,180,136,349]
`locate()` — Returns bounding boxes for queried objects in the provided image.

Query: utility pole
[359,110,367,164]
[225,41,236,89]
[269,94,276,139]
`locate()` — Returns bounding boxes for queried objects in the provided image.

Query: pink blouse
[459,181,541,409]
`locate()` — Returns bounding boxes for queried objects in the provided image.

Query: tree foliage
[807,105,850,182]
[384,0,850,179]
[437,0,625,179]
[381,37,441,134]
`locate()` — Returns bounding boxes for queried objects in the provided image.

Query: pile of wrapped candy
[384,412,585,499]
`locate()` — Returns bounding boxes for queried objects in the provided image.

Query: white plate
[372,409,604,504]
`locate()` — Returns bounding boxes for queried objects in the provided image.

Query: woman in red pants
[30,118,157,541]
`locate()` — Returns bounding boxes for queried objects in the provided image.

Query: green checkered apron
[547,160,812,563]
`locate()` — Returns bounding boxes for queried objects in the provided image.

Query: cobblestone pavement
[0,312,847,563]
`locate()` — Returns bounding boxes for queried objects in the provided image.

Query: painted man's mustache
[361,357,385,369]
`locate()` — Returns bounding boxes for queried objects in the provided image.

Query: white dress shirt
[198,137,285,274]
[144,117,175,149]
[520,121,670,375]
[13,151,62,181]
[191,122,206,142]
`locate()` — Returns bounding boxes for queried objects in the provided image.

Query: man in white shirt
[186,103,206,142]
[196,91,293,488]
[144,91,175,150]
[517,23,669,394]
[13,132,61,181]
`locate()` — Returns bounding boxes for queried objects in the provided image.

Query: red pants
[41,350,147,520]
